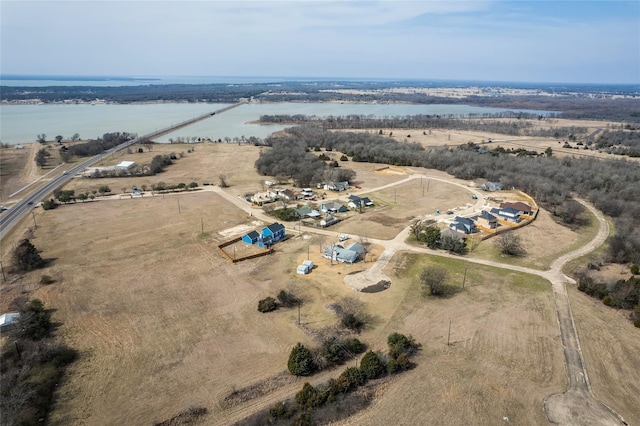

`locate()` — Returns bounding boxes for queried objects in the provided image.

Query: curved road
[210,176,626,425]
[8,158,625,424]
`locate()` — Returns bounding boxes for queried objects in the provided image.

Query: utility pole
[447,319,452,346]
[462,267,468,289]
[31,211,37,228]
[177,199,181,213]
[201,218,204,234]
[298,303,301,326]
[0,260,6,282]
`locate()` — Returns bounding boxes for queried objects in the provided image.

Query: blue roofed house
[449,216,476,234]
[348,195,374,210]
[242,230,261,245]
[260,222,286,247]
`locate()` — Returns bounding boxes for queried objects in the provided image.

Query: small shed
[0,312,20,330]
[297,264,310,274]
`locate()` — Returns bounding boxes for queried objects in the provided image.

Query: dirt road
[343,198,626,425]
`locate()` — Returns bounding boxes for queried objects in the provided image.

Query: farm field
[1,138,637,425]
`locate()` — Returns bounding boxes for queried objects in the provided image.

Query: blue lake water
[0,102,553,145]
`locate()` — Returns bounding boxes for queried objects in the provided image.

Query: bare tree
[219,174,228,188]
[495,232,526,257]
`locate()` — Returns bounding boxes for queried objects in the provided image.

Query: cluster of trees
[10,239,46,272]
[275,333,419,424]
[261,114,590,140]
[410,221,467,254]
[35,147,51,167]
[67,132,136,157]
[46,185,113,205]
[3,239,78,424]
[267,125,640,265]
[1,298,78,425]
[594,130,640,156]
[255,138,356,187]
[258,290,301,313]
[577,270,640,327]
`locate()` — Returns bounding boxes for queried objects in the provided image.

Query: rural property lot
[1,141,638,425]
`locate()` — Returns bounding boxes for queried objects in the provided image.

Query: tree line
[4,81,638,122]
[255,138,356,187]
[260,125,640,264]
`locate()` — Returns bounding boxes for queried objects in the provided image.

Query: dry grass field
[340,117,639,163]
[1,138,638,425]
[333,253,565,426]
[468,207,600,271]
[568,286,640,425]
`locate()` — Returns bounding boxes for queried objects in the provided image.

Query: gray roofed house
[323,244,359,264]
[490,207,521,223]
[320,201,348,214]
[474,210,498,229]
[481,181,503,192]
[346,242,366,257]
[449,216,476,234]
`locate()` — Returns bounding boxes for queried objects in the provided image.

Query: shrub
[342,337,366,355]
[41,199,57,210]
[386,358,400,374]
[277,290,301,308]
[288,343,316,376]
[635,318,640,328]
[18,299,52,340]
[11,239,45,273]
[338,366,366,390]
[40,275,55,285]
[387,333,420,359]
[359,351,385,380]
[631,264,639,275]
[340,312,364,332]
[257,297,278,313]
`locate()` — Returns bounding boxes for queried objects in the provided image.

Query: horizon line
[1,74,639,87]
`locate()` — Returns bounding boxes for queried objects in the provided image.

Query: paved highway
[0,102,245,239]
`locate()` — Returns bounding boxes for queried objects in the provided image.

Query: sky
[1,0,639,84]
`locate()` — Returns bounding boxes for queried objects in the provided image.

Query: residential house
[346,242,366,258]
[296,205,321,219]
[320,201,348,214]
[324,181,349,192]
[242,230,261,245]
[280,189,300,201]
[449,216,476,234]
[260,222,286,246]
[347,195,374,210]
[322,244,360,264]
[320,214,340,227]
[500,201,533,216]
[474,210,498,229]
[491,207,521,223]
[481,181,503,192]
